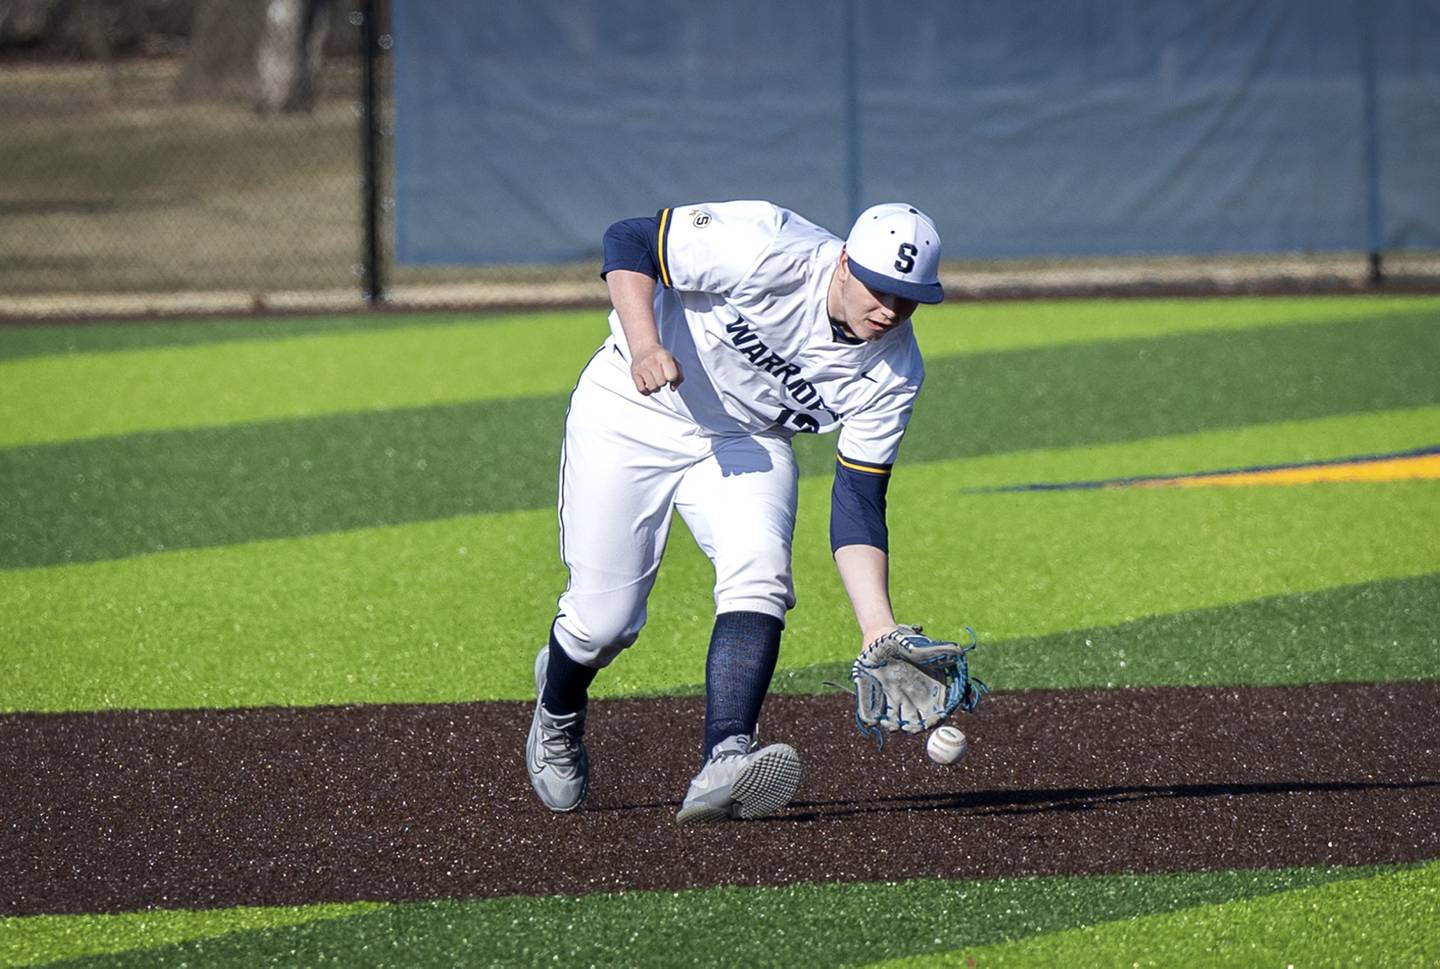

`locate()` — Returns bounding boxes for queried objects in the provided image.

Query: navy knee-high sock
[541,628,597,716]
[702,610,783,762]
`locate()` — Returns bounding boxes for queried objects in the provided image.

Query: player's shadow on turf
[785,778,1440,821]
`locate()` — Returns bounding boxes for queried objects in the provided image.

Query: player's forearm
[607,269,662,353]
[834,544,899,645]
[608,269,682,394]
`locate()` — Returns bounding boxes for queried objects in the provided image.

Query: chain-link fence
[2,1,1436,319]
[0,0,597,317]
[1,3,364,304]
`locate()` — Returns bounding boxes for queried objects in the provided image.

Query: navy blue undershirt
[830,459,891,553]
[601,216,662,280]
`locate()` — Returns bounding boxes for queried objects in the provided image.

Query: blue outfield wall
[392,0,1440,266]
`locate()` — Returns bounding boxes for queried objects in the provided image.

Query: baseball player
[526,200,945,822]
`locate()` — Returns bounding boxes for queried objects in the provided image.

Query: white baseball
[926,725,969,765]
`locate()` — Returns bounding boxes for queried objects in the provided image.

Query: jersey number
[894,242,918,274]
[776,406,820,433]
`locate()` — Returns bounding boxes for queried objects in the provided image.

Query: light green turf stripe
[3,296,1433,448]
[0,902,381,969]
[0,314,603,449]
[866,860,1440,969]
[916,404,1440,491]
[0,867,1395,968]
[2,416,1436,711]
[910,293,1440,358]
[0,311,491,362]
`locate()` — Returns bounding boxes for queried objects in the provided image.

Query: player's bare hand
[631,345,683,395]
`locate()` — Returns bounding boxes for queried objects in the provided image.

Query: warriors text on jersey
[604,200,925,470]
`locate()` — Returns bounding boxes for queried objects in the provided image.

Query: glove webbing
[837,626,991,749]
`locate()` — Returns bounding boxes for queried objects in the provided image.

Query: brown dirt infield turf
[4,681,1438,917]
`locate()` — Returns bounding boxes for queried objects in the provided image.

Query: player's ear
[837,248,851,280]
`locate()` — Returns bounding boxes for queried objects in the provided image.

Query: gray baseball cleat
[526,645,589,812]
[675,734,801,824]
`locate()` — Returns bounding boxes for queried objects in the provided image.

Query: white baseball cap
[844,203,944,304]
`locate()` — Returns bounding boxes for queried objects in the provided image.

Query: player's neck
[825,267,857,340]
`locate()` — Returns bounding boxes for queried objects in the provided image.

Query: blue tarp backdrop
[393,0,1439,266]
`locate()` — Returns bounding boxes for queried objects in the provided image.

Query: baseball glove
[845,625,988,745]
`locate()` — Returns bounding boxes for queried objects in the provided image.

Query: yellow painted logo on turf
[990,447,1440,494]
[1126,451,1440,489]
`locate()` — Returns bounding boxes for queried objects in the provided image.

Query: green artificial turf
[774,570,1440,695]
[3,467,1435,711]
[898,404,1440,492]
[909,295,1439,357]
[2,296,1433,450]
[983,570,1440,689]
[3,295,1431,362]
[1,297,1436,967]
[5,310,1438,568]
[0,903,380,969]
[828,307,1440,475]
[0,395,568,569]
[873,860,1440,968]
[0,866,1396,969]
[0,312,487,363]
[3,295,1438,708]
[790,477,1440,693]
[0,313,602,448]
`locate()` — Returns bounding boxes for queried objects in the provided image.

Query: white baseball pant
[551,343,798,668]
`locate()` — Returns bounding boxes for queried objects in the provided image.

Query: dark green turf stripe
[3,313,1437,569]
[773,572,1440,694]
[0,396,564,568]
[985,570,1440,687]
[40,866,1393,969]
[794,305,1440,475]
[0,312,499,362]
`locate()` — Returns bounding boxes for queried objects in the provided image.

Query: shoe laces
[538,707,586,767]
[708,733,755,763]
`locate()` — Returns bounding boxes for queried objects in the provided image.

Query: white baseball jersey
[605,200,925,470]
[553,201,928,667]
